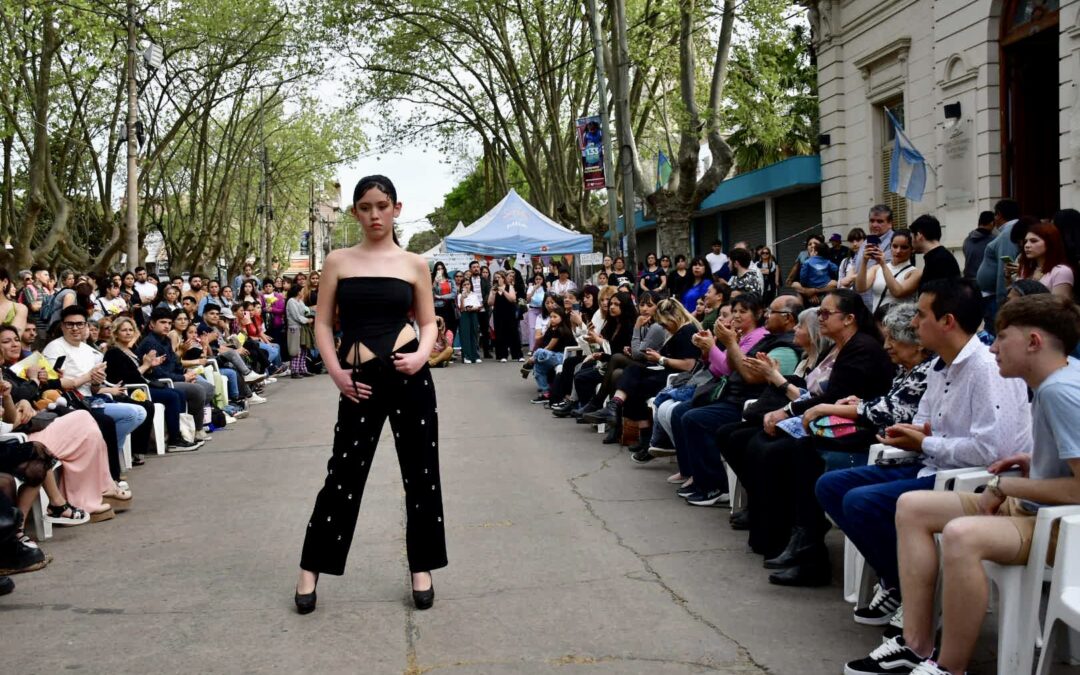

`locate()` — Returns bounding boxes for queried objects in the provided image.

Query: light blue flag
[886,109,927,202]
[657,151,673,190]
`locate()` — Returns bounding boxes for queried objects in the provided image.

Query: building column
[764,197,776,250]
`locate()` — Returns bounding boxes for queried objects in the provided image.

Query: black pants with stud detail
[300,347,447,576]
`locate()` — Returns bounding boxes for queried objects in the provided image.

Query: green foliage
[0,0,363,272]
[406,229,441,254]
[723,6,817,172]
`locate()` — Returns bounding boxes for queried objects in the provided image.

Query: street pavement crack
[406,653,750,673]
[567,454,771,674]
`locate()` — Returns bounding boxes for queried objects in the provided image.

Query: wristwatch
[783,401,795,416]
[987,474,1005,498]
[659,356,667,367]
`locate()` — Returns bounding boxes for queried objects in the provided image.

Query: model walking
[295,175,447,614]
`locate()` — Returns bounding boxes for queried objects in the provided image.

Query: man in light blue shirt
[974,198,1022,335]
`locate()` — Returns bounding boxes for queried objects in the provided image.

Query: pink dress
[30,411,111,511]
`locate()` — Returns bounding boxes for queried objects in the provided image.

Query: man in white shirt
[705,240,728,276]
[132,266,157,305]
[817,278,1030,629]
[43,305,147,455]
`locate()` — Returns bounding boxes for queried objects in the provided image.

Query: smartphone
[1000,255,1014,264]
[875,455,921,467]
[865,235,881,246]
[52,355,67,372]
[572,303,581,312]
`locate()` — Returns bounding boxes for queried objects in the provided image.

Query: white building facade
[814,0,1077,248]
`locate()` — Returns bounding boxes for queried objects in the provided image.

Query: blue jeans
[670,400,742,493]
[532,349,563,393]
[96,400,147,453]
[815,464,935,591]
[148,386,187,439]
[258,342,282,369]
[220,367,240,400]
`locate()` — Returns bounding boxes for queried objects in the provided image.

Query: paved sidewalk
[1,362,1032,673]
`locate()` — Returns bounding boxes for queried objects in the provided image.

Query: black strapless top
[337,277,415,363]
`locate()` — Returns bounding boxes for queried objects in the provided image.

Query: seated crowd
[502,201,1080,675]
[0,265,316,597]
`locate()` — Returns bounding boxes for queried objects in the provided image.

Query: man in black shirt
[827,233,849,265]
[910,214,960,288]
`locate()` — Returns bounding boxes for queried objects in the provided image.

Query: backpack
[39,291,58,326]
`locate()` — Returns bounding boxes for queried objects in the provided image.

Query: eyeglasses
[62,321,87,329]
[764,309,792,316]
[817,309,844,320]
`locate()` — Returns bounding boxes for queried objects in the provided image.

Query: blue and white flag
[886,109,927,202]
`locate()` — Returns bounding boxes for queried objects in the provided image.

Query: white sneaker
[474,358,482,363]
[196,429,211,441]
[243,371,267,384]
[499,358,508,363]
[518,357,526,362]
[247,393,267,405]
[463,359,472,364]
[264,377,277,384]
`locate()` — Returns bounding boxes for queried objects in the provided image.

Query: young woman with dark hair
[666,255,691,300]
[680,257,712,310]
[431,261,457,337]
[488,270,522,362]
[528,307,575,403]
[296,175,445,615]
[285,283,313,378]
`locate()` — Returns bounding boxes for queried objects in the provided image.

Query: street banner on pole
[576,116,606,191]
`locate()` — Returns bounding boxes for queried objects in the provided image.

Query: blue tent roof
[445,189,593,255]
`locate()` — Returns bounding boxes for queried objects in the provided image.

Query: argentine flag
[886,109,927,202]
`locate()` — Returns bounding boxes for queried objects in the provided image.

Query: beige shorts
[955,493,1052,565]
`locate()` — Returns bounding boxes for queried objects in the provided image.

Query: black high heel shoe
[412,572,434,610]
[295,576,318,614]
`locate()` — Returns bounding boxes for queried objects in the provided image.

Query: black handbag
[690,375,728,408]
[0,438,53,487]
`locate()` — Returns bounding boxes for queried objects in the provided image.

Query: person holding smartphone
[488,271,522,362]
[857,229,920,315]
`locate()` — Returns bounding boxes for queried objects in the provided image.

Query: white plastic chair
[555,345,583,377]
[1036,514,1080,674]
[124,384,167,455]
[842,445,990,607]
[3,432,51,540]
[970,482,1080,675]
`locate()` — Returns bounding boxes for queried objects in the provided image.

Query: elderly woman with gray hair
[762,302,936,586]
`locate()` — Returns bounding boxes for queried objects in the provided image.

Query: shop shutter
[774,188,824,274]
[723,203,766,255]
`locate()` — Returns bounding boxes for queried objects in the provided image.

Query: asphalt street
[1,361,1035,673]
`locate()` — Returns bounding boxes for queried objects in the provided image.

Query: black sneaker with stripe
[882,605,904,640]
[844,636,933,675]
[854,583,902,626]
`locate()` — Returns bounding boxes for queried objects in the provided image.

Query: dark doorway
[1000,0,1060,218]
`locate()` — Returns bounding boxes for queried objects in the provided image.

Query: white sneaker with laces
[264,377,277,384]
[196,430,211,441]
[247,393,267,405]
[243,371,267,384]
[499,358,508,363]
